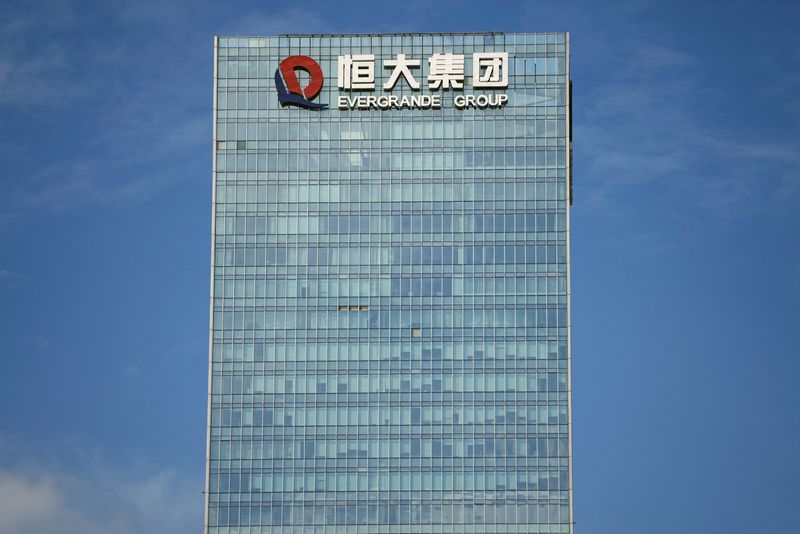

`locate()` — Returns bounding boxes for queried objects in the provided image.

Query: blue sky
[1,0,798,532]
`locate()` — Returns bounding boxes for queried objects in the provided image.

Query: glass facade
[206,32,572,533]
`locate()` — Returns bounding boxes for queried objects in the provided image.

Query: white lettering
[383,54,421,90]
[473,52,509,88]
[338,54,376,90]
[428,53,465,89]
[454,93,509,109]
[335,50,511,110]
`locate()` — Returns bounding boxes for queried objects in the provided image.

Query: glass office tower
[206,32,572,533]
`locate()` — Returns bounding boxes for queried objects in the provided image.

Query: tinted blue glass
[207,32,572,533]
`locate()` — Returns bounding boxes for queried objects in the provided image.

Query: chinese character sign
[473,52,509,88]
[336,52,509,91]
[383,54,421,90]
[428,53,465,89]
[337,54,376,90]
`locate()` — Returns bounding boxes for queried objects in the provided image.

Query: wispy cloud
[16,113,209,212]
[0,1,81,105]
[577,39,800,221]
[123,363,141,377]
[791,263,800,299]
[0,269,30,290]
[0,1,212,217]
[217,6,334,35]
[32,336,51,352]
[756,30,800,116]
[0,3,344,220]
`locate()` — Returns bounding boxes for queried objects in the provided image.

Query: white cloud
[0,471,110,534]
[0,436,202,534]
[0,466,201,534]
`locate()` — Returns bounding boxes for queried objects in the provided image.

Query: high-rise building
[205,32,572,533]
